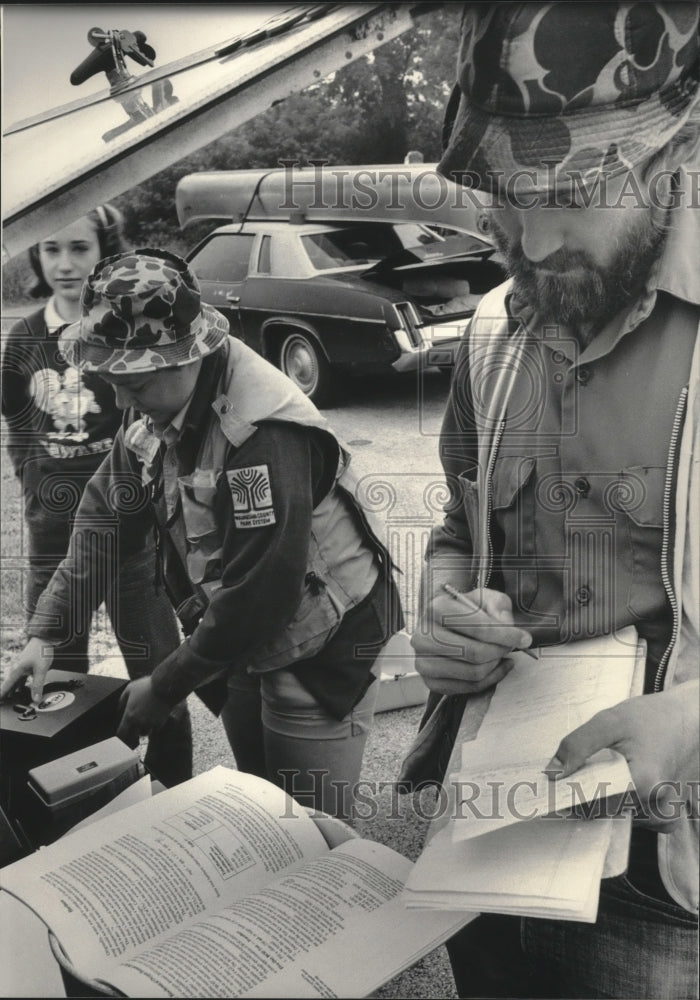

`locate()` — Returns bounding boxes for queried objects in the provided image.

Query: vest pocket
[491,455,538,610]
[178,476,222,586]
[247,572,343,673]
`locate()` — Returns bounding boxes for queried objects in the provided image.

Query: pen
[442,583,538,659]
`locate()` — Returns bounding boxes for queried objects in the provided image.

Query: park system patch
[226,464,276,528]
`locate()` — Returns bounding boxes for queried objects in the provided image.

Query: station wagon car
[177,168,506,405]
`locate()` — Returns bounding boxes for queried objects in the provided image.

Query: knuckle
[557,734,575,758]
[468,644,494,665]
[411,634,435,656]
[467,679,487,693]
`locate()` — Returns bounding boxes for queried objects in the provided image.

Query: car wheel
[279,332,333,406]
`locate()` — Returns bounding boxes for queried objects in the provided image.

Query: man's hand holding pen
[411,584,535,695]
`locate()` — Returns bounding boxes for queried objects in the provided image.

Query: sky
[2,4,283,125]
[3,2,394,255]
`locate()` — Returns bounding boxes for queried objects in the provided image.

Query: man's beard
[488,209,668,336]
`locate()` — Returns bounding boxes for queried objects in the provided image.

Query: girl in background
[1,206,192,786]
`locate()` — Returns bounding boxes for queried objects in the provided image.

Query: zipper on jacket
[482,419,506,589]
[654,387,688,693]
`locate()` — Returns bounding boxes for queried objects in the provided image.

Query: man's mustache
[516,248,594,275]
[489,222,595,276]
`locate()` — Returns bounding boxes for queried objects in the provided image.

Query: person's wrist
[148,672,181,710]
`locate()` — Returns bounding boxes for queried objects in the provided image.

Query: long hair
[27,204,126,299]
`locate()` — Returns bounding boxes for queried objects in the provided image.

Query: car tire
[279,331,333,407]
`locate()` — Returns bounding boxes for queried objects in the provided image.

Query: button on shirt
[489,189,699,672]
[439,169,700,682]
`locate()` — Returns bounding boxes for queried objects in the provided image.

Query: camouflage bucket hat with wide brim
[59,248,230,374]
[439,2,700,194]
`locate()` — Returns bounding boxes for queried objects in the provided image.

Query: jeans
[221,573,398,820]
[446,873,699,999]
[223,661,380,821]
[24,497,192,787]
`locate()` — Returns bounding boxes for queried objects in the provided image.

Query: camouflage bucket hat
[439,2,700,194]
[59,248,229,374]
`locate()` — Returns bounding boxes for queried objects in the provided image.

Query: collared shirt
[147,384,198,519]
[44,296,67,333]
[434,171,699,904]
[441,169,700,679]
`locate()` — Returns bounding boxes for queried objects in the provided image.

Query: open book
[403,627,645,922]
[0,767,471,998]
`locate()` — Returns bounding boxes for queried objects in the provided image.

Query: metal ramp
[2,4,438,260]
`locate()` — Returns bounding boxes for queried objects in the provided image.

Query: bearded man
[411,3,699,997]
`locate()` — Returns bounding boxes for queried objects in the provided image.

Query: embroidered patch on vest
[226,465,276,528]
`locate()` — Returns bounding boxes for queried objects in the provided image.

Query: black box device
[0,670,128,846]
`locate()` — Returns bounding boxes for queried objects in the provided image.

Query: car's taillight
[393,302,423,347]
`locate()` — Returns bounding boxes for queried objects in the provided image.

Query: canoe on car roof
[175,164,492,237]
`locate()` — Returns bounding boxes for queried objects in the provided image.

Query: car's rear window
[301,224,440,271]
[188,233,255,282]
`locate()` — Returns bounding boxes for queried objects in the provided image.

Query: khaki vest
[163,338,390,673]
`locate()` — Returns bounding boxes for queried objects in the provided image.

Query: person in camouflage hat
[1,226,191,791]
[439,1,700,194]
[2,249,404,822]
[411,4,699,998]
[59,247,230,374]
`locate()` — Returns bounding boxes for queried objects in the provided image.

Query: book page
[403,629,641,922]
[0,891,67,999]
[599,635,645,877]
[449,629,639,841]
[469,628,640,744]
[0,767,326,979]
[404,814,613,923]
[103,840,472,999]
[66,773,153,834]
[449,748,633,841]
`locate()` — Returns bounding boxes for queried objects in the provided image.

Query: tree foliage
[116,5,461,254]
